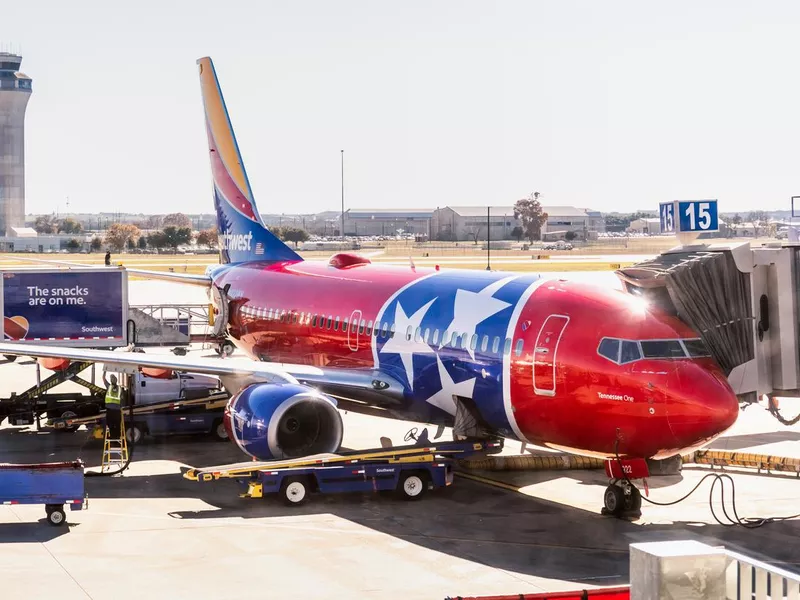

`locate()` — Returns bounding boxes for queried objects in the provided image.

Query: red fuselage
[210,254,738,460]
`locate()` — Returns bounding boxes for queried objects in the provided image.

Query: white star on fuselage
[424,355,476,415]
[442,277,515,358]
[380,298,436,390]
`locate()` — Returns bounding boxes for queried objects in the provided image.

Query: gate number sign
[659,200,718,234]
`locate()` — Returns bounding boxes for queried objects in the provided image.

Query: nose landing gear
[601,457,649,520]
[602,479,642,519]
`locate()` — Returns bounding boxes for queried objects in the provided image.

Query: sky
[3,1,800,217]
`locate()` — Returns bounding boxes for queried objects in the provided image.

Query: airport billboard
[0,268,128,348]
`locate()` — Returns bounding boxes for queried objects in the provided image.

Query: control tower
[0,53,32,236]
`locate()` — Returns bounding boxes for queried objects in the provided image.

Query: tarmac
[0,279,798,600]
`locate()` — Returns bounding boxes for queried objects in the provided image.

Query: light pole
[340,150,345,241]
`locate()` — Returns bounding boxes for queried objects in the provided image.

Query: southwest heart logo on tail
[197,57,302,265]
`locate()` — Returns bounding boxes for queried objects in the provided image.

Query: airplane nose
[665,362,739,451]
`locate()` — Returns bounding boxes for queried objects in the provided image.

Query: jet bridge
[615,241,800,404]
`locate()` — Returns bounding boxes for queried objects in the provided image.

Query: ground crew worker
[104,251,111,266]
[103,373,123,438]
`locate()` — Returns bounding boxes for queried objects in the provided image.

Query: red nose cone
[666,362,739,452]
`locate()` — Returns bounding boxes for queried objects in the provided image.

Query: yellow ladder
[101,417,129,474]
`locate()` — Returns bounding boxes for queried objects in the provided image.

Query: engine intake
[224,383,343,461]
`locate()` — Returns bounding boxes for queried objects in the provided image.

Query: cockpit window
[640,340,686,359]
[597,338,620,363]
[683,338,711,358]
[620,341,641,364]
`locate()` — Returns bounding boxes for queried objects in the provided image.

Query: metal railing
[725,549,800,600]
[129,303,212,335]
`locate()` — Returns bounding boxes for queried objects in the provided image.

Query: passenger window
[480,335,488,352]
[504,338,512,355]
[406,326,413,341]
[390,324,396,338]
[491,336,500,354]
[267,308,273,320]
[343,318,349,331]
[640,340,685,359]
[514,339,524,356]
[299,312,304,323]
[598,338,620,363]
[334,317,340,331]
[620,341,642,363]
[382,322,389,338]
[432,329,440,345]
[460,334,468,350]
[359,320,366,335]
[294,312,299,324]
[366,320,373,335]
[327,316,333,329]
[423,328,430,343]
[414,327,422,342]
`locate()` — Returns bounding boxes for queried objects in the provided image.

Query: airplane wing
[0,342,406,411]
[8,255,212,287]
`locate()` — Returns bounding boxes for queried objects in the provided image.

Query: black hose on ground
[613,439,800,528]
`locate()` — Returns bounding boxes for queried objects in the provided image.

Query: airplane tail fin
[197,57,302,264]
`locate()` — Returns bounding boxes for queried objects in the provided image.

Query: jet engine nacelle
[224,383,343,461]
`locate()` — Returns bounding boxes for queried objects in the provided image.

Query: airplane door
[348,310,362,351]
[532,314,570,397]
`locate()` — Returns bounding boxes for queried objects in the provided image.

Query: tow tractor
[183,429,504,505]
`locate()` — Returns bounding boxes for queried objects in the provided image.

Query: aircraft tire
[603,485,624,515]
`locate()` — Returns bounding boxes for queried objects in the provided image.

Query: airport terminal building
[431,205,605,241]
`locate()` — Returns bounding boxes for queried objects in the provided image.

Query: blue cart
[0,460,87,526]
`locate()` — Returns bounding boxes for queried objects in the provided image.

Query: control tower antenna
[0,51,32,236]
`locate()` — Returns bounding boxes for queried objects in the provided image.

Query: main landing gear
[601,457,648,520]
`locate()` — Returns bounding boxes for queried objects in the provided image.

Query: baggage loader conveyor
[50,391,230,442]
[182,437,503,506]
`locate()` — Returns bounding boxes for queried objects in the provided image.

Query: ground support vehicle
[183,437,503,506]
[50,391,231,443]
[0,360,105,430]
[0,460,87,526]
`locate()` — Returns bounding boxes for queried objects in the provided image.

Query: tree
[748,211,770,237]
[279,227,309,248]
[729,213,743,226]
[162,213,192,229]
[90,237,103,252]
[65,238,81,252]
[127,237,137,250]
[565,231,578,241]
[33,215,56,234]
[195,227,218,248]
[511,226,524,242]
[162,226,192,249]
[58,218,83,234]
[464,226,483,244]
[146,231,168,250]
[137,236,147,249]
[513,192,548,241]
[105,223,141,252]
[146,215,164,229]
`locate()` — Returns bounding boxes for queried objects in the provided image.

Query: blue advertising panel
[677,200,719,233]
[3,270,125,343]
[659,202,676,234]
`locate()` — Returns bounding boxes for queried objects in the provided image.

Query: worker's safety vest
[105,385,122,407]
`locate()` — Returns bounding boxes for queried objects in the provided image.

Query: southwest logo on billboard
[221,231,253,251]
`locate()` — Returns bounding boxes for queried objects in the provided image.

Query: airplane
[0,56,739,516]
